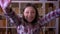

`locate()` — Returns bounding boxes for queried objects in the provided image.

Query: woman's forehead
[24,7,35,11]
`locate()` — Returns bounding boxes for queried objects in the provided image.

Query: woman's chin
[28,20,33,23]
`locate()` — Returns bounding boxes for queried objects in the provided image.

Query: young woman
[0,1,60,34]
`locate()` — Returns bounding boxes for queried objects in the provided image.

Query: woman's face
[24,7,36,23]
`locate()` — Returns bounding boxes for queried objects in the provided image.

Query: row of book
[0,28,17,34]
[0,28,56,34]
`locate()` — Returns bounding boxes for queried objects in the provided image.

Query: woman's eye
[26,12,29,14]
[32,12,34,13]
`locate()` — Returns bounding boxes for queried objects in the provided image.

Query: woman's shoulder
[37,16,42,20]
[37,16,43,24]
[17,14,22,17]
[17,14,23,19]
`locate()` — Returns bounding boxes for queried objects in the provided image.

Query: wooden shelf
[11,1,58,3]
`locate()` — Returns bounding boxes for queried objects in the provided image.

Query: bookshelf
[0,0,59,34]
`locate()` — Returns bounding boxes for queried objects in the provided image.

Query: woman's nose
[29,13,32,16]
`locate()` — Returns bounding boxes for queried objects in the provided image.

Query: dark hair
[23,3,39,26]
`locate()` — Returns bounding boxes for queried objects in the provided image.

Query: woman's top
[4,8,60,34]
